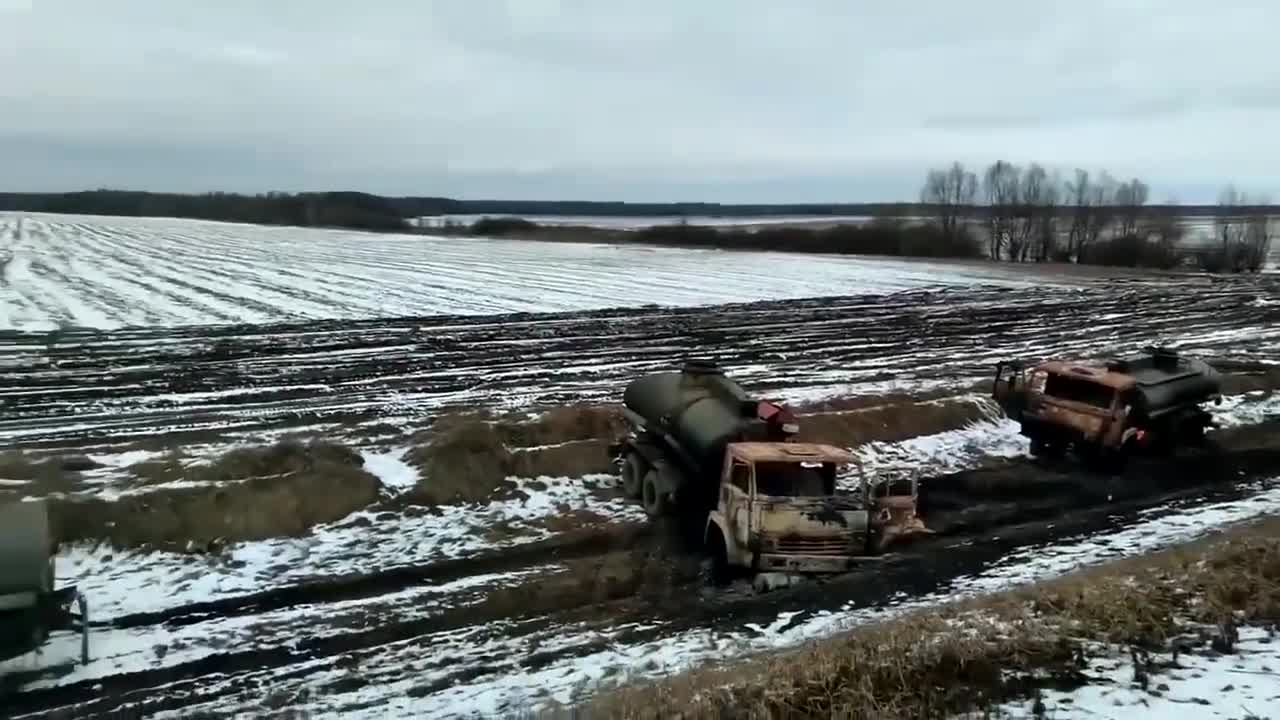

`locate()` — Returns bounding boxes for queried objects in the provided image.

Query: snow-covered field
[2,211,1279,719]
[0,212,1059,332]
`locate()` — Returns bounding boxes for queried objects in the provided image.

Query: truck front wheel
[620,453,646,499]
[641,471,670,518]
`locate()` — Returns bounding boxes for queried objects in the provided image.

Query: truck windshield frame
[754,460,835,497]
[1043,372,1116,409]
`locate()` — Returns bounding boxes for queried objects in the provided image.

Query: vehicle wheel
[620,453,645,499]
[707,527,731,586]
[641,471,669,518]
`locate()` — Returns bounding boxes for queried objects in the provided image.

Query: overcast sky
[0,1,1276,203]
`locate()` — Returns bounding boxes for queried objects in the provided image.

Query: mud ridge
[104,521,655,630]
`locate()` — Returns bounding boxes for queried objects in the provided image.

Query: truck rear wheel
[641,471,669,518]
[620,453,646,499]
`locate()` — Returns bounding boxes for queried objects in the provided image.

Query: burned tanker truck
[993,346,1223,467]
[609,361,928,581]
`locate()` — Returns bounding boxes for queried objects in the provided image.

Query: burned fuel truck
[993,346,1223,466]
[609,361,928,580]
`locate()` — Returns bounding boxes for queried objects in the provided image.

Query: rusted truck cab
[704,442,927,581]
[994,348,1222,467]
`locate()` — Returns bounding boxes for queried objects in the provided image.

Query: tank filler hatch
[756,400,800,436]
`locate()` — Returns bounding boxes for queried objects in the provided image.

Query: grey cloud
[0,1,1277,202]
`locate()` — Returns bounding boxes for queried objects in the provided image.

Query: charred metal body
[993,347,1224,468]
[0,499,89,666]
[610,361,930,581]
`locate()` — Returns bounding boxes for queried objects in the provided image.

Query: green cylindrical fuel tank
[623,361,765,473]
[0,499,54,598]
[1135,357,1222,412]
[1111,350,1223,416]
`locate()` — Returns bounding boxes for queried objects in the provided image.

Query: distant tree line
[630,222,983,258]
[920,161,1274,272]
[0,190,413,232]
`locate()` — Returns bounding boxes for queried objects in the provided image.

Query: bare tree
[1064,169,1092,262]
[1214,185,1247,271]
[1081,170,1118,260]
[1114,178,1149,237]
[982,160,1021,260]
[1031,169,1062,261]
[1242,192,1274,272]
[920,161,977,242]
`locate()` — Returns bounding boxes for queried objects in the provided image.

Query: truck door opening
[1043,373,1116,409]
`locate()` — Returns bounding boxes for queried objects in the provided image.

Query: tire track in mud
[8,423,1280,719]
[1,276,1277,450]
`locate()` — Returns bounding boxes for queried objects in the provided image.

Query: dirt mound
[797,396,997,446]
[790,383,986,413]
[404,406,621,506]
[49,439,383,550]
[1221,367,1280,395]
[499,405,626,447]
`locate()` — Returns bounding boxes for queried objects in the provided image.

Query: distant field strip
[1,213,1066,331]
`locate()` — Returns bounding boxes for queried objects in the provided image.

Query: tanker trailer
[609,360,927,579]
[0,498,89,665]
[993,346,1224,467]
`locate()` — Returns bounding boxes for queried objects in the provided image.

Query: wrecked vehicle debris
[993,346,1224,468]
[0,499,89,666]
[609,360,929,581]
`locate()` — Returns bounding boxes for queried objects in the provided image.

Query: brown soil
[583,515,1280,720]
[49,439,383,550]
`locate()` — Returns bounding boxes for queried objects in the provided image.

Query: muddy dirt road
[6,419,1280,719]
[1,274,1276,453]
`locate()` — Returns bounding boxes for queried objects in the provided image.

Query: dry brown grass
[797,396,996,447]
[404,406,621,506]
[0,450,102,501]
[583,515,1280,720]
[49,439,383,550]
[1221,368,1280,395]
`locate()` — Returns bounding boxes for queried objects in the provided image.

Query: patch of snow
[1213,391,1280,428]
[359,447,419,491]
[987,625,1280,719]
[849,416,1028,484]
[85,449,165,469]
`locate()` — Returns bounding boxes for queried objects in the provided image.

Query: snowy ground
[6,390,1280,719]
[0,212,1061,331]
[989,625,1280,719]
[87,474,1280,720]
